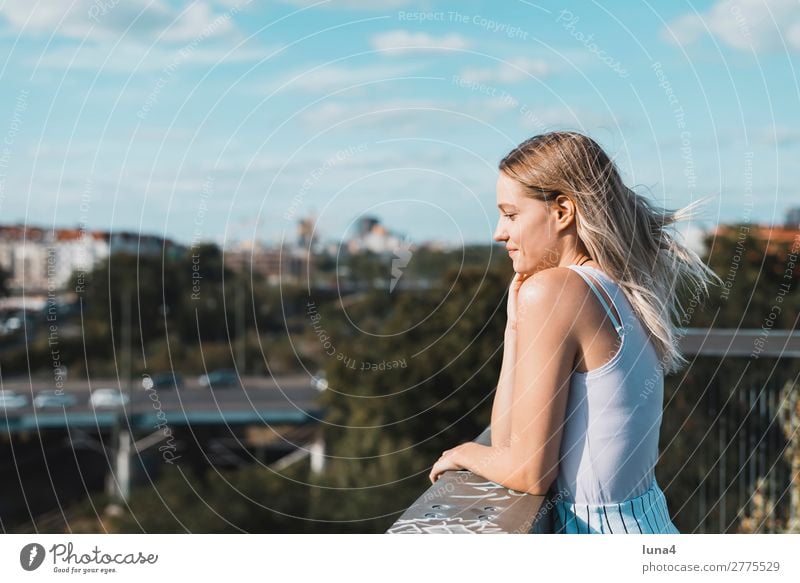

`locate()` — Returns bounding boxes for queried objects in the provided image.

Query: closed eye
[503,214,516,220]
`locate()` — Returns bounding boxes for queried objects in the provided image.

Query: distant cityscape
[0,214,463,300]
[1,207,798,297]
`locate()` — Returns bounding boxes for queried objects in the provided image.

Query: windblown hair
[499,131,722,375]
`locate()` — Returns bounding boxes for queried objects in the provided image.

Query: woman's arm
[490,273,529,447]
[434,268,577,493]
[490,324,517,448]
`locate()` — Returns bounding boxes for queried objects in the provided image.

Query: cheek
[516,217,550,253]
[515,219,536,247]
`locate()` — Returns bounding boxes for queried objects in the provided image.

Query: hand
[429,447,465,484]
[506,272,532,331]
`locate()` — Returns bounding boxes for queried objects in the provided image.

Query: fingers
[511,272,528,288]
[514,273,531,291]
[429,458,439,484]
[429,452,450,483]
[430,444,465,483]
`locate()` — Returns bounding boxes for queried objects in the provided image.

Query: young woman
[428,131,721,534]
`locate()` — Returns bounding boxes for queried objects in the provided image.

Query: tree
[308,265,510,531]
[0,264,9,297]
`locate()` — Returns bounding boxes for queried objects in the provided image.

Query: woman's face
[493,172,559,274]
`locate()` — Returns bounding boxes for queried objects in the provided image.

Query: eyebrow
[497,203,518,210]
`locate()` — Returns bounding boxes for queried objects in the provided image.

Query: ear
[552,194,577,230]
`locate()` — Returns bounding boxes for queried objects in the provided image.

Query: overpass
[0,374,326,512]
[0,374,323,432]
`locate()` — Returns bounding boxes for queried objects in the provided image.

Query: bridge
[0,374,325,520]
[0,374,323,432]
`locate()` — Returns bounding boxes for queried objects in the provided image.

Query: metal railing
[387,329,800,534]
[387,428,555,534]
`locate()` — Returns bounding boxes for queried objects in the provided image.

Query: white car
[89,388,130,408]
[34,391,78,409]
[310,371,328,392]
[0,390,28,409]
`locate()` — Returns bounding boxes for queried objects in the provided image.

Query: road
[0,374,324,431]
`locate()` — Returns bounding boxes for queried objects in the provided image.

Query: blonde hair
[499,131,722,375]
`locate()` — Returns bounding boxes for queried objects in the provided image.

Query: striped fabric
[552,478,680,534]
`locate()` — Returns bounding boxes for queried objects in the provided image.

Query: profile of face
[493,171,562,275]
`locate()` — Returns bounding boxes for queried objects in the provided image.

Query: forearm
[490,325,517,447]
[453,442,551,496]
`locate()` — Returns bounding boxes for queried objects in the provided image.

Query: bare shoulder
[515,267,585,353]
[517,266,591,310]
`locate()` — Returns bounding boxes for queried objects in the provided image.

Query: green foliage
[0,264,9,297]
[690,226,800,328]
[311,265,510,531]
[111,463,312,533]
[24,229,800,533]
[1,244,315,376]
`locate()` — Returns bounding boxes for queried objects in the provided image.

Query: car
[0,390,28,410]
[198,369,239,389]
[89,388,130,408]
[33,390,78,409]
[144,372,184,390]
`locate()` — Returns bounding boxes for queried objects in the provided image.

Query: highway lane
[0,373,315,394]
[0,374,324,430]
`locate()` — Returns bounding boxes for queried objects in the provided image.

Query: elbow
[491,435,512,448]
[518,475,555,497]
[509,464,557,496]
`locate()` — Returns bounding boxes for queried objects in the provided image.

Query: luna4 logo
[20,543,46,571]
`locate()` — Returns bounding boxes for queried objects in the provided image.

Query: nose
[493,219,507,243]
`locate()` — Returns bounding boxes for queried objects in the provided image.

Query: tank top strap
[566,264,625,334]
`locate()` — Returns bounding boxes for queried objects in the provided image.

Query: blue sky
[0,0,798,248]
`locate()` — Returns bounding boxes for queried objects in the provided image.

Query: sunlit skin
[493,171,588,276]
[429,172,626,494]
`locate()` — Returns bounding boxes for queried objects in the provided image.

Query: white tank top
[556,264,664,505]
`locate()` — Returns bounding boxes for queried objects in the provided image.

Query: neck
[556,248,592,268]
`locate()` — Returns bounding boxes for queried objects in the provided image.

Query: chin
[515,261,545,275]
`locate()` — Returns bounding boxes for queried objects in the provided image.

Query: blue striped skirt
[552,479,680,534]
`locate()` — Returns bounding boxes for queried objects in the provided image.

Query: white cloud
[32,41,277,72]
[371,30,471,55]
[158,1,237,43]
[663,0,800,52]
[266,63,423,92]
[663,13,708,47]
[513,105,621,133]
[0,0,241,44]
[756,126,800,146]
[300,97,453,127]
[484,96,520,111]
[459,57,553,84]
